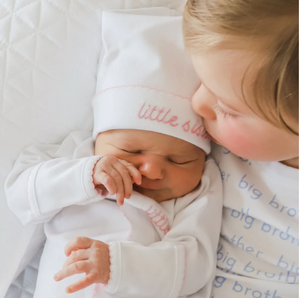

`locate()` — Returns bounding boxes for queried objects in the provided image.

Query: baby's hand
[54,237,110,294]
[93,156,142,205]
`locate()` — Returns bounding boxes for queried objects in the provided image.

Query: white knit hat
[93,8,210,154]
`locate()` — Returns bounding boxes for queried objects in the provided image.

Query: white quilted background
[0,0,186,296]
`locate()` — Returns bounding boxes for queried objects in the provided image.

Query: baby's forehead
[110,129,203,155]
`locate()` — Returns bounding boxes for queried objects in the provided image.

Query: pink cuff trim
[104,242,121,294]
[105,242,114,288]
[91,156,102,190]
[82,156,103,199]
[91,156,112,197]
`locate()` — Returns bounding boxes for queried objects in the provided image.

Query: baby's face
[95,129,206,203]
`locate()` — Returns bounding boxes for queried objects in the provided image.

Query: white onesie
[5,130,223,298]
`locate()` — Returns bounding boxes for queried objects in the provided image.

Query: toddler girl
[183,0,298,297]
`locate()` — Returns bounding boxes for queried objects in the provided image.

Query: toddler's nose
[192,85,216,120]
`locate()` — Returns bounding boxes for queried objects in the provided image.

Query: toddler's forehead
[191,50,260,106]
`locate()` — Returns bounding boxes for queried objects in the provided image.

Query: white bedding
[0,1,186,297]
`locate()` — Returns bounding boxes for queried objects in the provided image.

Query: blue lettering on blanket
[228,208,298,247]
[236,175,298,219]
[221,147,252,165]
[230,208,255,229]
[221,234,263,258]
[211,277,283,298]
[238,175,262,200]
[211,268,297,297]
[215,160,231,182]
[269,195,298,217]
[243,262,298,283]
[217,244,237,271]
[232,282,282,298]
[260,224,299,245]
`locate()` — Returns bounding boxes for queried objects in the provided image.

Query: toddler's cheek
[218,127,261,160]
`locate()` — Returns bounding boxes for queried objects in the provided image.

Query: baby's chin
[133,185,173,203]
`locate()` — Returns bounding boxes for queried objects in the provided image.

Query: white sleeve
[5,130,102,225]
[105,160,223,298]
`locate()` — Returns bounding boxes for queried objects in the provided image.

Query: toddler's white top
[5,130,223,298]
[210,144,299,298]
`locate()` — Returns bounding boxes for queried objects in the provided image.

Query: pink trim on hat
[91,84,191,106]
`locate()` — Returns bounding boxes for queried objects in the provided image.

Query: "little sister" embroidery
[137,103,209,139]
[138,103,178,127]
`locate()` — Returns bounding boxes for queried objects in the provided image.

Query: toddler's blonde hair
[183,0,298,135]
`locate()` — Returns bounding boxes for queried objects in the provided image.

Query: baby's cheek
[171,168,201,196]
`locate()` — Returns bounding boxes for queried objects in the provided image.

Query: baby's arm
[5,130,142,225]
[106,160,222,297]
[54,159,222,297]
[5,130,101,225]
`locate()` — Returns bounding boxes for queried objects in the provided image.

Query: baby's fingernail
[54,275,58,281]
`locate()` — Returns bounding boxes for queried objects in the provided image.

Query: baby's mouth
[133,185,159,192]
[135,177,164,191]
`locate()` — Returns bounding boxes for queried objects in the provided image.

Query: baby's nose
[139,159,164,180]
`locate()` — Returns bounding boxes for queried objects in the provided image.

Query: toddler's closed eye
[214,104,232,117]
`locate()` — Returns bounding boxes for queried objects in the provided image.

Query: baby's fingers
[54,260,90,281]
[63,249,90,268]
[111,162,134,204]
[118,160,142,185]
[65,274,96,293]
[65,237,93,257]
[95,172,117,196]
